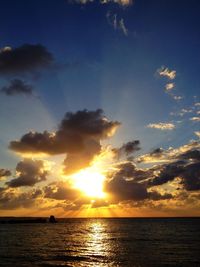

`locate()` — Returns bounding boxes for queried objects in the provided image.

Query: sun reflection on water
[79,220,114,266]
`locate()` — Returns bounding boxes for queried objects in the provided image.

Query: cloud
[119,18,128,35]
[180,162,200,191]
[157,66,176,80]
[71,0,133,6]
[3,102,200,212]
[113,140,140,159]
[0,44,54,75]
[10,109,120,174]
[102,0,132,5]
[105,162,172,203]
[148,161,185,187]
[0,169,11,179]
[147,122,175,130]
[174,108,193,117]
[44,181,80,200]
[165,83,175,91]
[173,95,183,101]
[179,149,200,161]
[156,66,180,101]
[137,141,200,164]
[137,148,167,163]
[91,199,109,208]
[110,161,153,182]
[190,117,200,122]
[105,175,149,202]
[2,137,200,211]
[136,141,200,195]
[195,131,200,138]
[148,161,200,191]
[106,12,128,36]
[6,159,49,187]
[70,1,131,36]
[0,187,43,210]
[142,141,200,191]
[148,191,173,201]
[1,79,33,96]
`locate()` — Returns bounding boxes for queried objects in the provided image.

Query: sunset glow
[0,0,200,220]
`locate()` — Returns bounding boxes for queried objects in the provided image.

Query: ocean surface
[0,218,200,267]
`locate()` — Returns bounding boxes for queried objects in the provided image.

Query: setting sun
[72,168,106,199]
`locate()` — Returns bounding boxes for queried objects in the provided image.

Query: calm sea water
[0,218,200,267]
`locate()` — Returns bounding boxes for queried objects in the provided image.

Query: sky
[0,0,200,217]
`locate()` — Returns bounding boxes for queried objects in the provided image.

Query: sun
[72,168,106,199]
[68,149,114,199]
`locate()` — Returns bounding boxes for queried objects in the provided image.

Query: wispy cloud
[119,18,128,35]
[147,122,175,130]
[0,169,11,179]
[106,12,128,36]
[1,79,33,96]
[190,117,200,122]
[69,0,131,36]
[71,0,133,6]
[194,131,200,138]
[157,66,176,80]
[156,66,182,101]
[170,108,193,117]
[105,0,132,5]
[165,83,175,91]
[137,140,200,164]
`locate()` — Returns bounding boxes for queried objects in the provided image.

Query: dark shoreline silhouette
[0,216,57,224]
[0,216,199,224]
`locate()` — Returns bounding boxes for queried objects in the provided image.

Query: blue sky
[0,0,199,216]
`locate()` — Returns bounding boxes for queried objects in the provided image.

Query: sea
[0,218,200,267]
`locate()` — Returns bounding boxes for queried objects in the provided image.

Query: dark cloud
[104,161,170,203]
[112,162,153,182]
[149,148,165,159]
[137,141,200,163]
[137,147,166,163]
[1,79,33,96]
[148,191,173,201]
[6,159,48,187]
[10,109,120,174]
[181,162,200,191]
[44,181,80,200]
[179,149,200,161]
[105,175,149,202]
[0,187,42,210]
[0,44,54,75]
[148,161,185,187]
[151,148,164,155]
[0,169,11,178]
[148,159,200,191]
[113,140,140,159]
[136,143,200,193]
